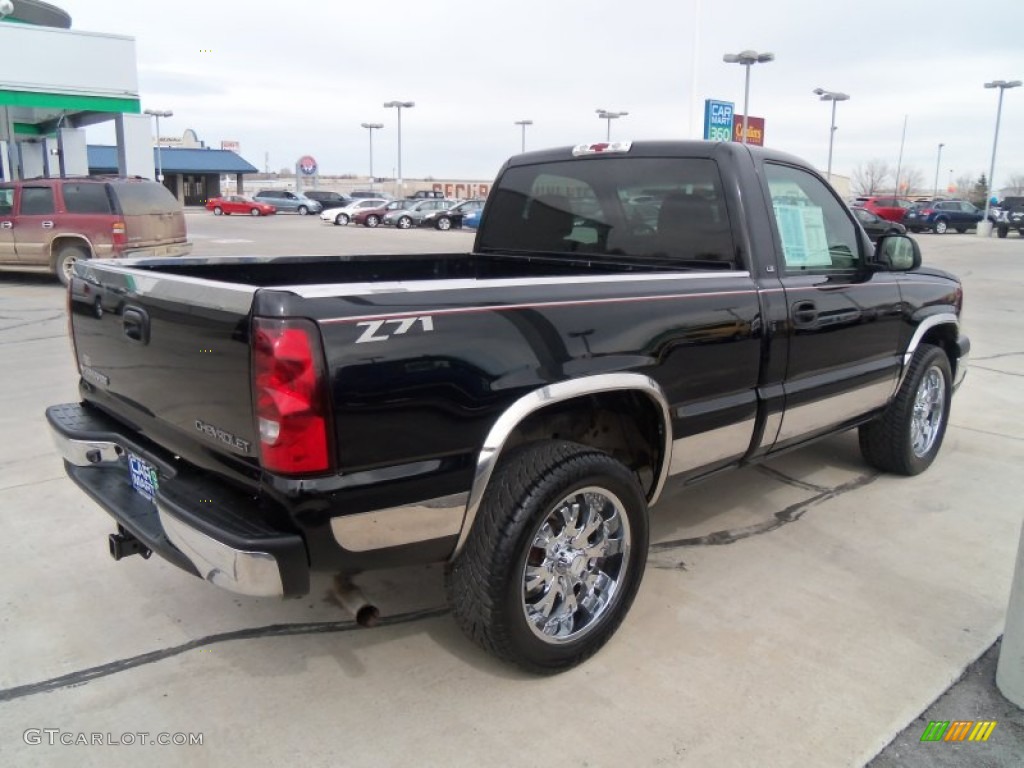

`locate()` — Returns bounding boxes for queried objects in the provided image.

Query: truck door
[11,185,56,264]
[0,186,14,261]
[761,162,903,450]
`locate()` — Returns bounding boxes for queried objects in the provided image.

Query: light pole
[722,50,774,144]
[812,88,849,181]
[383,100,414,193]
[595,109,628,141]
[932,143,945,200]
[143,108,172,182]
[360,122,383,191]
[981,79,1021,235]
[514,119,533,153]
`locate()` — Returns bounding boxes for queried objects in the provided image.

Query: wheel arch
[899,313,960,390]
[49,234,94,260]
[452,373,672,559]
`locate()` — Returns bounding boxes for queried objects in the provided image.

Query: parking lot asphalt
[0,214,1022,767]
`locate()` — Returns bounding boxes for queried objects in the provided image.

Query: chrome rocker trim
[331,492,468,552]
[452,373,673,559]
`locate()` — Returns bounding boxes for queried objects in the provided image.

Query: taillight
[920,209,934,216]
[111,220,127,249]
[252,318,332,475]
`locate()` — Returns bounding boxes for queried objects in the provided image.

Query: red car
[852,196,913,223]
[206,195,276,216]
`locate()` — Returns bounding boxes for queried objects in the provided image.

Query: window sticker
[772,203,832,268]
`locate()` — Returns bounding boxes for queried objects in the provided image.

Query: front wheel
[213,206,223,215]
[436,216,452,231]
[365,214,380,228]
[447,441,649,674]
[298,205,310,216]
[397,216,413,229]
[334,213,349,226]
[250,208,261,216]
[998,226,1008,239]
[859,343,952,476]
[934,219,948,234]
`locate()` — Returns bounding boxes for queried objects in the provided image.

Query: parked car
[351,199,416,227]
[0,176,191,285]
[904,199,984,234]
[851,206,907,242]
[302,190,352,210]
[382,199,458,229]
[206,195,276,217]
[252,190,322,215]
[407,190,445,200]
[318,198,390,226]
[993,196,1024,238]
[853,196,914,223]
[350,190,388,199]
[462,206,483,229]
[420,198,486,230]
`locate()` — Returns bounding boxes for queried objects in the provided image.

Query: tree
[971,174,989,206]
[852,159,892,195]
[954,173,976,199]
[1003,173,1024,196]
[899,167,926,197]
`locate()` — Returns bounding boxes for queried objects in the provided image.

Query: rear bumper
[120,241,193,258]
[46,402,309,598]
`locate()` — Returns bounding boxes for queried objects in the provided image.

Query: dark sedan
[852,206,907,242]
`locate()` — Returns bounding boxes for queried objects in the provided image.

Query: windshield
[477,157,737,268]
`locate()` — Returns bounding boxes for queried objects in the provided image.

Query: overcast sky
[59,0,1023,191]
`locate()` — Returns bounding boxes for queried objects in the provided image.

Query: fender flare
[451,373,672,559]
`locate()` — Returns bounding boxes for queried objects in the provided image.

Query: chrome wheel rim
[438,218,451,230]
[521,486,631,644]
[911,366,946,457]
[61,252,79,282]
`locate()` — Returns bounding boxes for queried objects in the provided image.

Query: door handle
[41,221,54,229]
[791,300,818,327]
[0,221,11,229]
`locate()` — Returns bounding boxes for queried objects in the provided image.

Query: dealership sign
[297,155,318,176]
[733,116,766,146]
[703,99,735,142]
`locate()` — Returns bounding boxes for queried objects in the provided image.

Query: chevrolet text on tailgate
[47,141,969,673]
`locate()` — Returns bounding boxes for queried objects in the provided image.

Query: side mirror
[874,234,921,271]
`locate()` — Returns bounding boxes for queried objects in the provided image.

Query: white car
[320,198,390,226]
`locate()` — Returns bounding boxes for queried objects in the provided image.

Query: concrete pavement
[0,218,1021,767]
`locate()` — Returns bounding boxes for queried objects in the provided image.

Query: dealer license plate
[128,453,159,503]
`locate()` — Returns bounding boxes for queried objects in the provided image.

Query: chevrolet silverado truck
[47,141,969,673]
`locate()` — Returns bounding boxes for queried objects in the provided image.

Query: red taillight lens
[252,318,331,475]
[920,209,934,216]
[111,221,127,249]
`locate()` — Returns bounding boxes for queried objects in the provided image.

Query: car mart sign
[703,99,734,142]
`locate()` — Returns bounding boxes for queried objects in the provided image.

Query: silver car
[382,198,458,229]
[252,190,323,215]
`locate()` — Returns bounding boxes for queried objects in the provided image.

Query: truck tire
[858,343,952,476]
[447,440,649,674]
[54,244,89,287]
[998,226,1008,238]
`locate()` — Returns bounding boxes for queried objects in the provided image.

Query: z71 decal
[355,315,435,344]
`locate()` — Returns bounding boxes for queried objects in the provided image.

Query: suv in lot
[994,196,1024,238]
[904,199,984,234]
[853,196,913,223]
[253,190,322,215]
[0,176,191,285]
[302,190,352,211]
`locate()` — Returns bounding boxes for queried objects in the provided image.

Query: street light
[383,100,414,192]
[143,108,172,182]
[360,122,383,191]
[722,50,774,144]
[933,143,945,200]
[595,109,628,141]
[981,79,1021,234]
[812,88,849,181]
[514,119,533,153]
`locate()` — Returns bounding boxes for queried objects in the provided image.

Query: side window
[20,187,55,216]
[0,187,12,215]
[764,163,861,273]
[63,183,113,214]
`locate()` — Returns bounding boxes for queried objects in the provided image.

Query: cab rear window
[110,182,180,215]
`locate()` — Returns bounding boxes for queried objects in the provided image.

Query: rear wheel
[934,219,948,234]
[998,226,1008,238]
[436,216,452,231]
[955,227,966,234]
[298,205,310,216]
[334,213,350,226]
[859,343,952,476]
[397,216,413,229]
[365,214,380,228]
[213,206,223,215]
[54,244,89,287]
[250,208,261,216]
[447,440,649,674]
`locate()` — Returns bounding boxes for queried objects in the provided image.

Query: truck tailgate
[69,262,259,478]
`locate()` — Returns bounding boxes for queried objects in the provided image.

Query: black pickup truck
[47,141,969,673]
